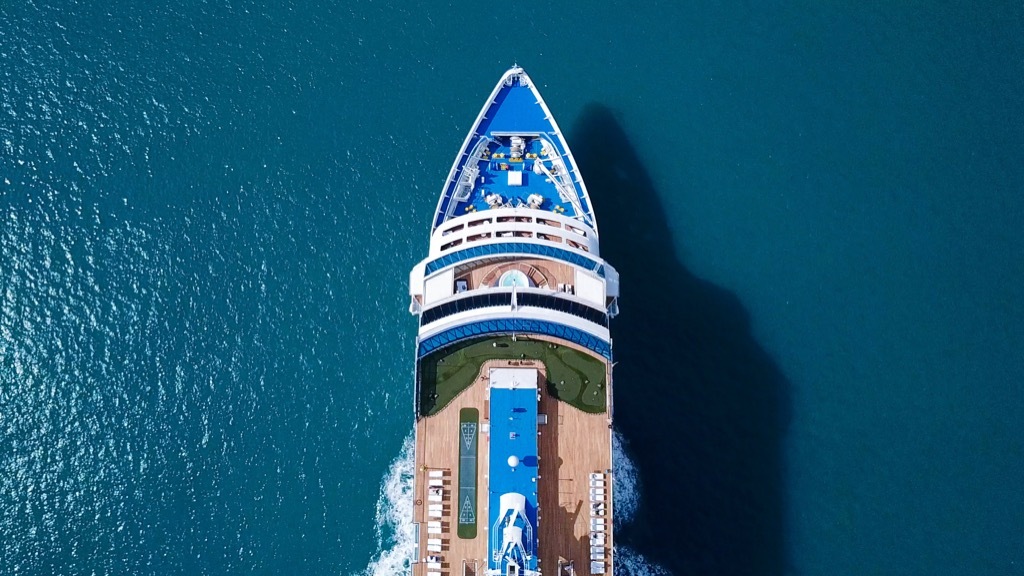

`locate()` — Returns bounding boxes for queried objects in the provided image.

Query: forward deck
[432,68,596,233]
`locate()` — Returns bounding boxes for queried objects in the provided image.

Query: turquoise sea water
[2,1,1022,574]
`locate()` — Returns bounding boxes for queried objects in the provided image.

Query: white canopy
[489,368,538,390]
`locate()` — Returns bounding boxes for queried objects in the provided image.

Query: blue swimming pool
[498,270,531,287]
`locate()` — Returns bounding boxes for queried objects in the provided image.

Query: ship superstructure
[409,67,618,576]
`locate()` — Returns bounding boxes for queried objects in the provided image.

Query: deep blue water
[2,1,1022,575]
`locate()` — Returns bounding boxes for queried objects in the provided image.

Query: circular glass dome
[498,269,532,288]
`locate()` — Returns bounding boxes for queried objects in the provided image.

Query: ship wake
[362,434,416,576]
[613,430,671,576]
[362,431,669,576]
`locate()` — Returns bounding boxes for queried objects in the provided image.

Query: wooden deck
[412,337,613,576]
[454,258,578,291]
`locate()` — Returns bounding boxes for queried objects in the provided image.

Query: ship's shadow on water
[571,105,791,576]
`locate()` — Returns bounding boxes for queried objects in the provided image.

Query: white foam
[612,429,640,526]
[612,429,671,576]
[362,434,415,576]
[613,543,672,576]
[362,430,668,576]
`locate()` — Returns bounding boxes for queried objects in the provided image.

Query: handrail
[536,135,585,219]
[446,136,493,215]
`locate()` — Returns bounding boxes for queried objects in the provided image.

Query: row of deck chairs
[425,470,449,576]
[589,472,608,574]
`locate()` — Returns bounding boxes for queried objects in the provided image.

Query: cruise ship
[408,67,619,576]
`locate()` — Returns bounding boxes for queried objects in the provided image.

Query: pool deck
[456,257,579,291]
[412,338,614,576]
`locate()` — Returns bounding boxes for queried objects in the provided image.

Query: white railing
[450,136,493,209]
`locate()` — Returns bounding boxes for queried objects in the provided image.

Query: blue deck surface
[460,139,573,216]
[488,385,539,572]
[434,74,594,230]
[477,83,549,135]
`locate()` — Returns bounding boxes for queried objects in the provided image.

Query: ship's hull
[409,67,617,576]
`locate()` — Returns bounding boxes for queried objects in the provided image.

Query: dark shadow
[571,105,791,576]
[418,358,439,416]
[536,384,593,572]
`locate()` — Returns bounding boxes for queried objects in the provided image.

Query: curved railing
[419,290,608,328]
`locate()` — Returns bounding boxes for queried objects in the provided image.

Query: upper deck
[410,68,621,343]
[432,67,597,234]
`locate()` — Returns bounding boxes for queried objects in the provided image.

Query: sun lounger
[429,572,442,576]
[590,479,605,487]
[590,472,604,480]
[428,526,441,534]
[428,538,442,545]
[591,561,605,574]
[429,479,444,487]
[428,510,442,518]
[429,471,445,478]
[429,504,443,511]
[427,544,442,552]
[428,494,443,502]
[427,561,443,570]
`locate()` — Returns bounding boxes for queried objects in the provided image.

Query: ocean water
[2,1,1022,575]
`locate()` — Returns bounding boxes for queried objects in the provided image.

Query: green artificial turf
[418,336,607,416]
